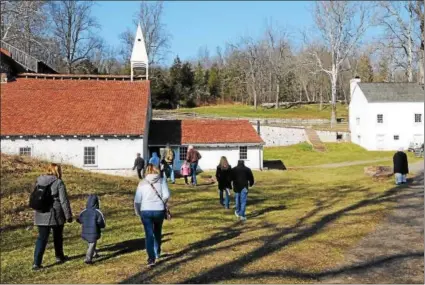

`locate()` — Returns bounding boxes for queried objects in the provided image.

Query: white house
[349,78,424,151]
[148,120,264,170]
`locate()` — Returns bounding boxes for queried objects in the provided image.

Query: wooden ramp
[305,128,326,152]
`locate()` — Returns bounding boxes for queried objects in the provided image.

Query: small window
[84,147,96,165]
[179,146,188,161]
[19,147,31,156]
[356,117,360,125]
[394,135,399,140]
[377,114,383,124]
[239,146,248,160]
[415,114,422,123]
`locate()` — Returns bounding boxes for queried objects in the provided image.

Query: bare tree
[47,1,102,73]
[119,1,170,66]
[377,1,420,83]
[265,23,294,108]
[412,1,424,84]
[306,1,371,127]
[1,1,47,51]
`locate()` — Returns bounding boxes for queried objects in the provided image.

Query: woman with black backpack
[31,163,73,271]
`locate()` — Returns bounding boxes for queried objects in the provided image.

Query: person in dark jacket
[133,153,145,180]
[186,145,202,186]
[393,147,409,185]
[215,156,232,209]
[77,194,106,264]
[231,160,254,221]
[32,164,73,271]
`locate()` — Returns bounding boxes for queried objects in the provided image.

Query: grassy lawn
[176,103,348,120]
[264,143,422,168]
[0,152,418,284]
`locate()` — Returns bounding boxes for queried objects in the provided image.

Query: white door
[376,134,385,150]
[413,134,424,147]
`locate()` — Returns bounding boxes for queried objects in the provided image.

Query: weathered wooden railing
[1,40,39,72]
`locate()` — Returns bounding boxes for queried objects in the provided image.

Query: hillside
[0,152,415,283]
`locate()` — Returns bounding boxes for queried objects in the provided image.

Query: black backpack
[29,182,54,212]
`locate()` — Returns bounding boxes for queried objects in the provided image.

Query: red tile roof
[1,78,150,136]
[149,119,264,145]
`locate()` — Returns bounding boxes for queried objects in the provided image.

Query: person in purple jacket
[77,194,106,264]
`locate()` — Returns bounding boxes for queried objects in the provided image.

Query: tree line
[1,1,423,124]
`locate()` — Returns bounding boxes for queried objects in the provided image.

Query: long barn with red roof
[0,26,264,174]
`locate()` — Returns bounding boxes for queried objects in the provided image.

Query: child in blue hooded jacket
[77,194,105,264]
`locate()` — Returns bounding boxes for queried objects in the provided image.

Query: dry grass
[0,152,413,284]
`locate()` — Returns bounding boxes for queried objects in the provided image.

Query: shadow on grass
[43,233,173,269]
[120,171,424,284]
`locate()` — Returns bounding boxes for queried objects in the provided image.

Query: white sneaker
[234,210,239,218]
[240,216,247,221]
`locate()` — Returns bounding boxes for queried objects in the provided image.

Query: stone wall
[316,130,350,142]
[255,125,307,146]
[253,125,351,146]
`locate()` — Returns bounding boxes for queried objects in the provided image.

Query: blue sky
[92,1,314,66]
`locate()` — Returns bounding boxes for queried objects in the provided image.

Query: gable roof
[1,78,150,136]
[149,119,264,146]
[358,83,424,103]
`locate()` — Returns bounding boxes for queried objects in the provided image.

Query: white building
[0,77,151,175]
[349,78,424,151]
[148,120,264,170]
[0,24,264,175]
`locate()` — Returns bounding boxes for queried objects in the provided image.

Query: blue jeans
[395,173,407,184]
[190,162,198,185]
[141,211,165,261]
[34,225,64,266]
[235,188,248,218]
[219,188,230,209]
[165,163,175,183]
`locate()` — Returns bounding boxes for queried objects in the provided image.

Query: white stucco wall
[365,102,424,150]
[167,145,263,171]
[349,82,370,148]
[0,137,144,170]
[349,82,424,151]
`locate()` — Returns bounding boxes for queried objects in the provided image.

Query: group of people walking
[31,146,410,270]
[133,144,202,186]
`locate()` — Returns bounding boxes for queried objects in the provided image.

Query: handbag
[149,181,172,221]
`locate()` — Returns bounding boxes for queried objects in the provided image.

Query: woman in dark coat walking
[32,164,73,270]
[393,148,409,185]
[215,156,232,209]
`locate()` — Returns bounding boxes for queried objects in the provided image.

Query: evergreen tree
[208,64,221,99]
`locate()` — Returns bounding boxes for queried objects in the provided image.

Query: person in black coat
[77,194,106,264]
[393,148,409,185]
[215,156,232,209]
[231,160,254,221]
[133,153,145,180]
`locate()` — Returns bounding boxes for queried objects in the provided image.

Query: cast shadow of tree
[120,171,424,284]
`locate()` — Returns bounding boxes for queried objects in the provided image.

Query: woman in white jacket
[134,164,170,266]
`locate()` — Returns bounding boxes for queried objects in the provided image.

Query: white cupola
[130,23,149,81]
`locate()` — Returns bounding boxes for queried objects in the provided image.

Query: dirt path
[288,159,392,169]
[320,161,424,284]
